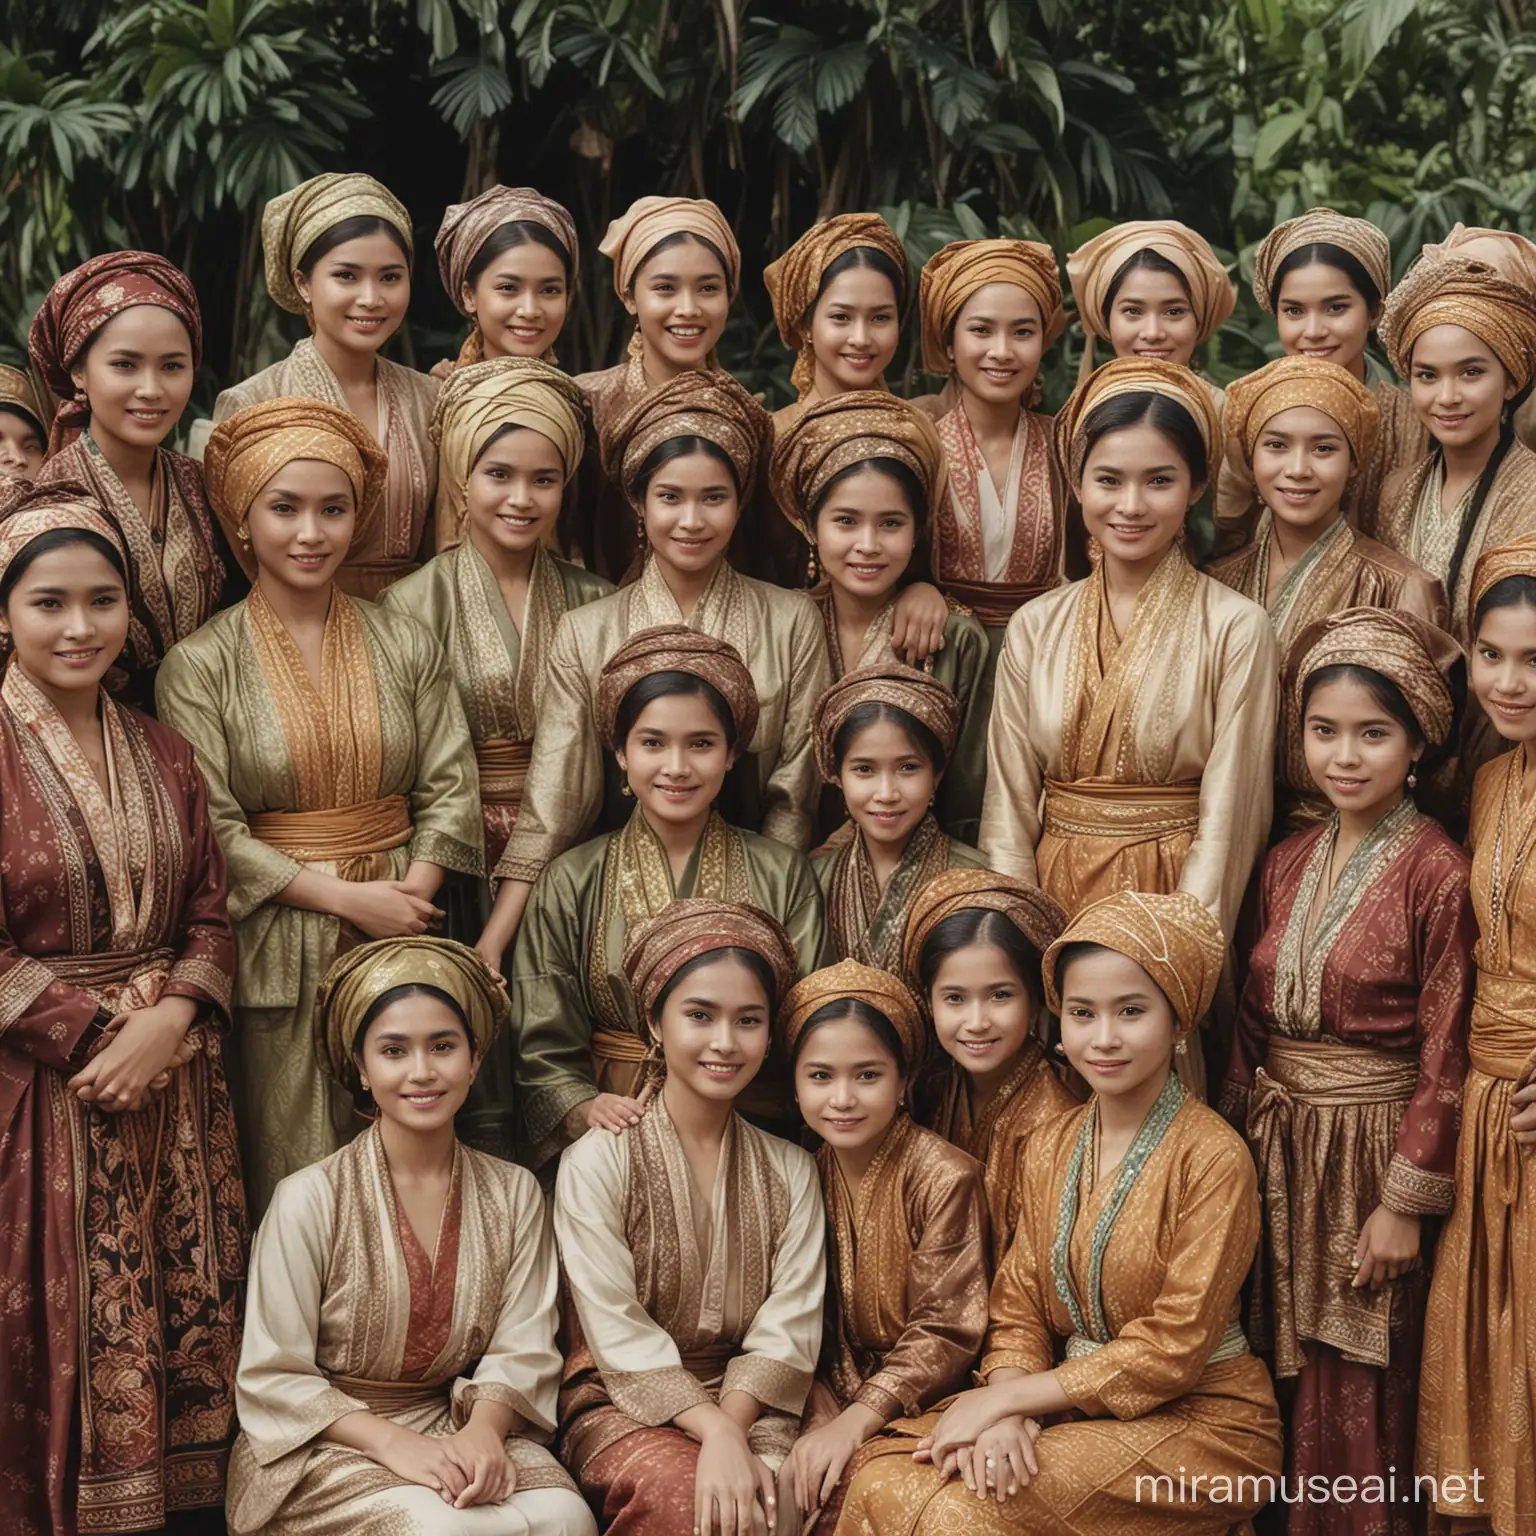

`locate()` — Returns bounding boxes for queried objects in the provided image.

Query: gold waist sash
[941,576,1055,628]
[1256,1036,1419,1106]
[476,738,533,806]
[591,1027,648,1064]
[329,1371,449,1416]
[41,947,177,1014]
[1066,1317,1248,1364]
[1042,779,1201,840]
[249,795,413,866]
[1469,970,1536,1082]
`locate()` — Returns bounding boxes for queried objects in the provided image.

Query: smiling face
[1273,261,1377,376]
[814,465,917,604]
[1106,266,1199,366]
[1079,421,1202,571]
[246,458,358,596]
[641,449,739,579]
[1057,946,1177,1101]
[626,236,730,373]
[70,305,195,456]
[464,239,570,359]
[616,691,735,830]
[810,265,901,396]
[1408,323,1515,452]
[294,231,410,359]
[355,990,477,1132]
[928,940,1035,1090]
[948,282,1045,407]
[836,716,938,852]
[794,1011,902,1153]
[465,426,565,559]
[0,408,46,480]
[0,540,129,698]
[1472,599,1536,745]
[1251,404,1353,534]
[1302,674,1421,819]
[656,953,772,1104]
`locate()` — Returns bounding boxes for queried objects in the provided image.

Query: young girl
[836,890,1283,1534]
[811,664,986,970]
[510,626,826,1167]
[554,899,825,1536]
[778,958,989,1535]
[227,937,594,1536]
[1224,607,1473,1536]
[902,868,1075,1265]
[213,172,439,598]
[0,363,47,480]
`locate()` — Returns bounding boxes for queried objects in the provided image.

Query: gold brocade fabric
[1222,355,1379,466]
[919,238,1065,373]
[1251,207,1392,310]
[1379,254,1536,389]
[261,172,412,315]
[823,814,953,970]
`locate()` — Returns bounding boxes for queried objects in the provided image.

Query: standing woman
[554,899,826,1536]
[0,364,48,480]
[510,627,826,1169]
[778,959,989,1536]
[27,250,230,708]
[901,869,1075,1267]
[155,397,481,1213]
[0,490,245,1536]
[214,172,438,599]
[1419,535,1536,1536]
[1224,609,1473,1536]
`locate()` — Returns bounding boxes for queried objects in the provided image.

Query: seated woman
[837,890,1283,1534]
[902,868,1076,1266]
[156,397,481,1213]
[0,363,47,480]
[554,899,825,1536]
[811,664,986,970]
[226,936,594,1536]
[777,958,989,1535]
[510,625,826,1167]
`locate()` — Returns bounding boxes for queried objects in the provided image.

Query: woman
[763,212,909,434]
[510,625,826,1167]
[770,389,987,837]
[902,868,1075,1266]
[0,363,47,480]
[812,664,986,971]
[1224,608,1473,1536]
[836,889,1283,1534]
[26,249,231,707]
[213,172,439,598]
[554,898,825,1536]
[155,397,481,1214]
[0,489,244,1536]
[227,937,594,1536]
[778,958,989,1535]
[1419,535,1536,1536]
[432,184,578,375]
[483,369,828,961]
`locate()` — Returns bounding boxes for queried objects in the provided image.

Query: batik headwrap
[623,898,799,1035]
[262,172,414,315]
[0,479,128,588]
[1053,356,1221,492]
[607,368,769,511]
[314,936,507,1089]
[1379,254,1536,388]
[812,663,961,784]
[28,250,202,455]
[1422,223,1536,293]
[1470,532,1536,614]
[763,213,909,399]
[1066,220,1235,347]
[781,958,925,1075]
[1287,606,1460,749]
[434,185,578,314]
[919,238,1066,373]
[1041,890,1224,1040]
[899,868,1067,997]
[595,623,759,751]
[768,390,946,543]
[1223,356,1380,472]
[1251,208,1392,312]
[0,365,46,437]
[599,196,740,300]
[203,397,388,578]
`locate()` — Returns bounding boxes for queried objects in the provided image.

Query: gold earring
[807,542,819,584]
[236,522,250,547]
[620,776,633,798]
[1175,1039,1188,1056]
[1053,1041,1066,1057]
[1407,762,1419,790]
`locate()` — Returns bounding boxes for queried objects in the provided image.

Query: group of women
[0,171,1533,1536]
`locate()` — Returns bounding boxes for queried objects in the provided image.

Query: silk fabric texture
[262,171,413,314]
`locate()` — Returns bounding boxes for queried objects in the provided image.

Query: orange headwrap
[919,238,1065,374]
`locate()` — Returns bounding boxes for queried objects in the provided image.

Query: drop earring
[807,542,819,584]
[1407,761,1419,791]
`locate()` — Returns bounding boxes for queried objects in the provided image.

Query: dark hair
[1300,660,1465,780]
[633,434,741,499]
[347,982,475,1111]
[613,669,738,751]
[470,422,531,468]
[1474,573,1536,632]
[0,401,46,439]
[790,996,906,1074]
[1080,390,1208,485]
[0,527,128,609]
[1268,242,1383,314]
[809,246,908,319]
[810,456,934,589]
[831,699,948,777]
[1426,410,1525,607]
[650,946,781,1022]
[465,220,574,290]
[1101,248,1191,323]
[1053,939,1177,1020]
[297,215,413,276]
[917,908,1045,1008]
[629,230,732,293]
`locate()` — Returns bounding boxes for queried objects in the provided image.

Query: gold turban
[599,195,741,299]
[262,173,414,315]
[623,898,799,1033]
[768,390,946,542]
[0,479,127,588]
[1470,533,1536,618]
[595,624,759,751]
[0,365,45,434]
[1053,356,1221,492]
[1251,208,1392,312]
[1222,356,1380,471]
[1379,254,1536,388]
[1042,890,1224,1040]
[763,213,909,398]
[899,867,1068,995]
[919,238,1066,373]
[780,958,925,1075]
[430,358,587,549]
[812,663,962,784]
[1422,224,1536,293]
[203,397,389,577]
[434,185,578,314]
[1066,220,1235,346]
[314,936,507,1090]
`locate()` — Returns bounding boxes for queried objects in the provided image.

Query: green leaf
[1252,108,1306,172]
[1341,0,1423,81]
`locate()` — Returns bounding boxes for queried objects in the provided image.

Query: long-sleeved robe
[497,556,830,885]
[834,1088,1284,1535]
[1419,746,1536,1536]
[0,672,245,1536]
[156,594,482,1213]
[511,806,828,1163]
[1225,805,1473,1534]
[226,1125,588,1536]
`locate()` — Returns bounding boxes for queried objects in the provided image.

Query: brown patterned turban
[1379,254,1536,388]
[1422,224,1536,293]
[599,196,741,299]
[1066,220,1235,347]
[0,479,128,589]
[262,172,413,315]
[0,365,47,439]
[900,867,1068,996]
[919,238,1066,374]
[1471,533,1536,617]
[812,663,962,783]
[1223,355,1380,472]
[595,624,759,751]
[434,184,578,315]
[1251,208,1392,312]
[781,957,925,1075]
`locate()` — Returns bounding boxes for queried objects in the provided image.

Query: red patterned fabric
[579,1427,705,1536]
